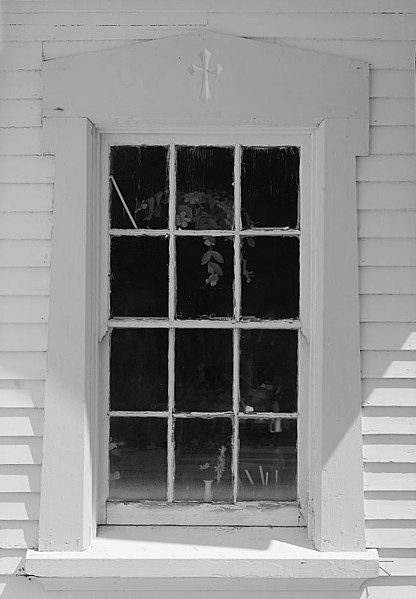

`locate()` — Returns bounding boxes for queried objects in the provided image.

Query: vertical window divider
[167,143,176,502]
[232,144,242,503]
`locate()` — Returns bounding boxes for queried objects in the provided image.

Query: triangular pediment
[43,30,368,129]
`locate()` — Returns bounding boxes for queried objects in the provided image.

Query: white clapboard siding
[0,382,45,408]
[360,211,416,238]
[0,241,51,268]
[365,498,416,520]
[370,70,416,98]
[363,438,416,462]
[361,351,416,379]
[370,127,416,155]
[3,11,208,26]
[357,182,416,210]
[0,494,40,521]
[0,100,41,128]
[370,99,415,127]
[0,42,42,70]
[0,409,44,437]
[362,379,416,406]
[360,295,416,323]
[42,39,143,60]
[366,583,416,599]
[359,239,416,266]
[0,438,43,465]
[0,325,47,352]
[0,297,48,324]
[360,267,416,294]
[0,268,50,295]
[0,466,41,493]
[0,214,52,241]
[357,156,416,182]
[364,467,416,492]
[363,409,416,435]
[0,549,26,575]
[0,157,54,184]
[361,323,416,351]
[0,129,43,156]
[0,522,38,549]
[366,522,416,549]
[0,71,41,99]
[0,184,53,212]
[0,353,46,380]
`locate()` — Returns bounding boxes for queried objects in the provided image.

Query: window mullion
[167,143,176,502]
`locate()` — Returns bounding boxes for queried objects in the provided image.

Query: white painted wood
[364,469,416,491]
[0,353,46,380]
[357,182,416,210]
[0,157,54,184]
[370,69,416,97]
[0,549,26,575]
[360,267,416,294]
[365,496,416,520]
[0,522,38,549]
[0,42,42,70]
[0,184,53,212]
[0,71,41,99]
[42,40,142,60]
[361,324,416,350]
[363,413,416,435]
[43,31,368,128]
[359,239,416,266]
[0,214,52,240]
[0,268,50,295]
[357,156,416,182]
[0,128,43,155]
[0,99,41,127]
[0,494,40,520]
[377,557,416,576]
[362,380,416,405]
[360,295,416,323]
[0,241,50,268]
[4,11,208,26]
[0,465,41,492]
[0,325,47,351]
[0,388,43,408]
[0,409,43,437]
[363,439,416,462]
[0,438,43,465]
[370,126,415,155]
[361,351,416,379]
[370,99,415,127]
[366,583,416,599]
[0,297,48,323]
[365,523,416,549]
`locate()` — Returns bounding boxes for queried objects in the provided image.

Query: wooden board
[0,409,44,437]
[0,214,52,240]
[357,155,416,182]
[0,268,50,295]
[359,240,416,266]
[0,184,53,212]
[0,297,48,323]
[361,324,416,351]
[361,351,416,378]
[360,295,416,323]
[357,182,416,210]
[360,267,416,294]
[0,438,43,465]
[369,126,415,155]
[0,241,51,268]
[0,325,47,351]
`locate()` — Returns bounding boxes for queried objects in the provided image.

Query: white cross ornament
[188,48,223,104]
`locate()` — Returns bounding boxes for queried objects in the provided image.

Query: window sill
[25,526,379,592]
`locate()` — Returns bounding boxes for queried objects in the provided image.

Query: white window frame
[25,34,376,580]
[99,131,311,527]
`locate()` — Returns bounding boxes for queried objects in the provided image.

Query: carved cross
[188,48,223,104]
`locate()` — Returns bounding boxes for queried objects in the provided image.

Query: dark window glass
[240,330,298,414]
[110,329,168,411]
[110,146,169,229]
[109,418,167,500]
[174,418,232,502]
[176,236,233,319]
[110,236,168,317]
[241,236,299,319]
[241,146,299,229]
[176,146,234,230]
[175,329,232,412]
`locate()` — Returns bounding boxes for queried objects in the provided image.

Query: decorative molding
[188,47,223,104]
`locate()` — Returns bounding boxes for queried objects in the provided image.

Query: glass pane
[174,418,232,502]
[110,236,168,317]
[109,418,167,500]
[241,236,299,319]
[110,329,168,411]
[176,146,234,230]
[110,145,169,229]
[175,329,232,412]
[240,330,297,414]
[241,146,299,229]
[176,236,233,319]
[238,419,297,501]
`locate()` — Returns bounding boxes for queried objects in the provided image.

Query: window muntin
[104,136,306,520]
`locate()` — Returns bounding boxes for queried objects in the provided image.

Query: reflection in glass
[241,146,299,229]
[110,236,168,317]
[240,330,298,414]
[175,329,232,412]
[110,329,168,411]
[238,419,297,501]
[176,237,234,319]
[241,236,299,319]
[174,418,232,502]
[176,146,234,230]
[109,418,167,500]
[110,145,169,229]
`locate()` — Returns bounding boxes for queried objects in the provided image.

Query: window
[102,137,307,524]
